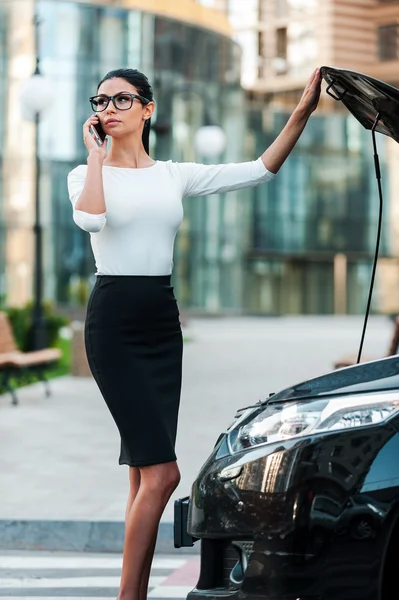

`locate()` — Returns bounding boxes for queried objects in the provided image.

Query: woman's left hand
[260,67,322,173]
[297,67,322,117]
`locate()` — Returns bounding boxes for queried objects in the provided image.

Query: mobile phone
[89,121,106,147]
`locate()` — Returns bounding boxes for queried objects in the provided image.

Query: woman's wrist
[87,149,105,165]
[291,105,311,125]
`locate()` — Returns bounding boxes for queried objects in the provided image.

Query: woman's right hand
[83,115,108,160]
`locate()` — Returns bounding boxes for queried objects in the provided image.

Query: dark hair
[98,68,154,154]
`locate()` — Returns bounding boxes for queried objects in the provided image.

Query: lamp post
[19,11,53,349]
[152,77,227,160]
[192,124,227,311]
[193,125,226,159]
[176,91,227,310]
[152,81,228,308]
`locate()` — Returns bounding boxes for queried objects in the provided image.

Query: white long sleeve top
[67,158,275,276]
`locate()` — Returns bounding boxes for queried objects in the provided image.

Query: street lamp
[152,77,227,160]
[194,125,226,159]
[19,12,53,350]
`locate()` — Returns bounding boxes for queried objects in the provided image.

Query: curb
[0,520,199,554]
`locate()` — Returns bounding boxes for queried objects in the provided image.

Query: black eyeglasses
[89,92,150,112]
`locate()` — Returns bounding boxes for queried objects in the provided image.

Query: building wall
[0,0,251,313]
[369,1,399,84]
[3,0,399,314]
[0,4,7,302]
[203,0,399,90]
[0,0,37,306]
[330,0,376,72]
[196,0,399,315]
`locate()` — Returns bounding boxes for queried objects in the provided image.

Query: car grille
[224,541,254,590]
[197,539,253,592]
[223,543,241,590]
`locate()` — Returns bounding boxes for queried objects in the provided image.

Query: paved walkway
[0,315,393,549]
[0,550,200,599]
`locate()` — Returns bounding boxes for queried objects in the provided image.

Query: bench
[334,316,399,369]
[0,311,62,405]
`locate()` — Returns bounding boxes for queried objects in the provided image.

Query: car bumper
[177,425,399,600]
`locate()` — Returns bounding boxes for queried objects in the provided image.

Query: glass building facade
[0,0,248,312]
[0,0,398,316]
[0,6,6,303]
[245,98,394,314]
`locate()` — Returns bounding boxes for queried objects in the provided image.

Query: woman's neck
[104,137,154,168]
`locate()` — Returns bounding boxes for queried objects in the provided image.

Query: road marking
[0,556,185,570]
[0,553,196,598]
[0,575,165,588]
[148,585,194,598]
[162,558,200,585]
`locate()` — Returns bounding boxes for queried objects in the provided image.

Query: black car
[174,68,399,600]
[175,355,399,600]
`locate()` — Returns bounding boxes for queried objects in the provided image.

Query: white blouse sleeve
[67,167,107,233]
[177,157,276,198]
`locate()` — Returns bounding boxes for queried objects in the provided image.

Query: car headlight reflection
[228,392,399,454]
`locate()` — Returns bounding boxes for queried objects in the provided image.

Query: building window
[274,27,287,74]
[258,30,266,78]
[276,27,287,58]
[378,24,399,60]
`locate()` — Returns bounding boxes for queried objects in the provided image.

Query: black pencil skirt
[84,275,183,467]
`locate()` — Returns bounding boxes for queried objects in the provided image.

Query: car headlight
[227,392,399,454]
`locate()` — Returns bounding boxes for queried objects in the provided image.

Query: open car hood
[269,355,399,404]
[320,66,399,143]
[265,69,399,405]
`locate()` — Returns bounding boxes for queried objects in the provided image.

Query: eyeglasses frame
[88,92,151,112]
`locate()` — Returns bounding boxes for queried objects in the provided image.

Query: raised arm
[178,68,321,198]
[261,67,322,174]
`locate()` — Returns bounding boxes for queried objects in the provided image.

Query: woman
[67,66,322,600]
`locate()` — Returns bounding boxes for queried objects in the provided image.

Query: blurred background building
[0,0,246,315]
[1,0,399,316]
[196,0,399,315]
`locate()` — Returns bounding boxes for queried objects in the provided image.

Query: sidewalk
[0,315,393,552]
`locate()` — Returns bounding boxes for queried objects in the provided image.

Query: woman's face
[96,77,154,139]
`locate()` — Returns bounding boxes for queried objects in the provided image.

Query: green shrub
[0,301,69,351]
[0,302,71,396]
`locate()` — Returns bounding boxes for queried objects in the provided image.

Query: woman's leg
[125,467,141,516]
[123,467,157,600]
[139,532,158,600]
[117,461,181,600]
